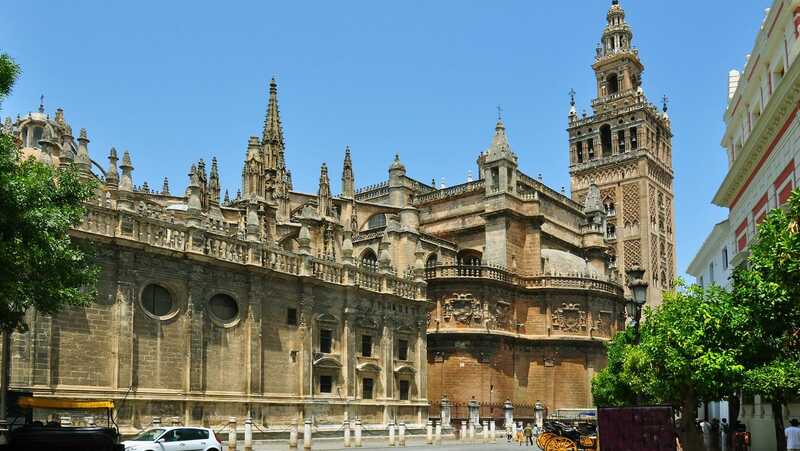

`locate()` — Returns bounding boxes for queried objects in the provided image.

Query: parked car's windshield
[130,428,165,441]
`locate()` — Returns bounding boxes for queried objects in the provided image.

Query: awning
[17,397,114,410]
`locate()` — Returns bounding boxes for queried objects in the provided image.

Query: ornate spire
[119,150,134,192]
[75,128,92,174]
[209,156,220,205]
[224,189,230,204]
[341,145,354,198]
[318,162,332,217]
[598,0,634,60]
[350,197,358,236]
[162,176,170,195]
[484,117,516,161]
[187,164,202,213]
[583,183,604,214]
[262,77,285,168]
[106,147,119,188]
[38,94,44,114]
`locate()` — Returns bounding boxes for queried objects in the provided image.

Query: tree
[592,283,750,450]
[0,53,100,423]
[731,189,800,451]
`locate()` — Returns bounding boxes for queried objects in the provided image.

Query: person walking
[524,423,534,446]
[515,422,524,445]
[786,418,800,451]
[700,418,712,450]
[506,423,513,443]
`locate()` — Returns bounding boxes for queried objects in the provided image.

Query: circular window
[141,284,174,318]
[209,294,239,323]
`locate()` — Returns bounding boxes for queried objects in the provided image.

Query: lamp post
[625,265,648,344]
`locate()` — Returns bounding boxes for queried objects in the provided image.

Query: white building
[686,220,733,290]
[708,2,800,450]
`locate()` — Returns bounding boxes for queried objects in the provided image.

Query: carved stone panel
[442,293,482,325]
[551,303,587,334]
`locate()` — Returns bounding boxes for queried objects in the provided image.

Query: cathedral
[2,0,674,432]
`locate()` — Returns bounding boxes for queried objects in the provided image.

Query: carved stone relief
[551,303,587,334]
[442,293,482,325]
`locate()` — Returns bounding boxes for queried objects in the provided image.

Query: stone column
[468,397,479,426]
[482,421,488,443]
[188,267,207,393]
[228,417,237,451]
[247,275,263,395]
[289,422,298,448]
[244,417,253,451]
[303,419,312,450]
[440,395,451,430]
[490,420,496,442]
[354,419,363,447]
[343,420,351,448]
[425,419,433,444]
[435,421,442,445]
[468,421,475,442]
[388,421,396,446]
[503,399,514,429]
[460,420,467,441]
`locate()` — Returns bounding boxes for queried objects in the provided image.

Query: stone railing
[353,227,386,243]
[354,181,389,201]
[412,179,485,204]
[425,264,623,296]
[74,205,425,300]
[516,172,583,211]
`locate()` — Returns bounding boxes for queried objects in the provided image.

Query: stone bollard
[388,421,396,446]
[482,421,488,443]
[303,419,312,450]
[354,419,363,447]
[152,416,161,427]
[228,417,237,451]
[289,422,298,448]
[435,421,442,445]
[343,420,351,448]
[244,417,253,451]
[398,422,406,447]
[425,419,433,444]
[468,421,475,442]
[460,420,467,441]
[490,419,496,442]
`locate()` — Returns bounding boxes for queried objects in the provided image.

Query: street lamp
[625,265,648,344]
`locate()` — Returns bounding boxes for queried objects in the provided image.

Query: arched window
[600,124,613,157]
[360,249,378,271]
[31,126,44,149]
[575,141,584,164]
[365,214,386,230]
[425,254,438,278]
[607,74,619,94]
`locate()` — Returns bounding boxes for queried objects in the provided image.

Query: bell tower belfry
[568,0,676,307]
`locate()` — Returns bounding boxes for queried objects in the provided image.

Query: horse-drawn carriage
[536,420,598,451]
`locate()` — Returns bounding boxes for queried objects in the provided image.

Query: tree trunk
[773,401,786,451]
[728,394,740,450]
[0,329,10,423]
[679,391,702,451]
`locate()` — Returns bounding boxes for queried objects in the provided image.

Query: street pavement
[250,435,544,451]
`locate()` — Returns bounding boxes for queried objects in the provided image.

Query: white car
[122,426,222,451]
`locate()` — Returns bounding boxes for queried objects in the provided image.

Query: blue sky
[2,0,770,277]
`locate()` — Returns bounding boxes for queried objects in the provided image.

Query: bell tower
[568,0,676,307]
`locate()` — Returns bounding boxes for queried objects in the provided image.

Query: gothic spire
[209,156,220,204]
[599,0,633,59]
[318,162,332,217]
[75,128,92,174]
[106,147,119,188]
[262,77,285,171]
[341,145,354,198]
[162,176,170,195]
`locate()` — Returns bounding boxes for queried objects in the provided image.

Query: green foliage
[0,55,99,332]
[0,53,21,103]
[592,283,749,409]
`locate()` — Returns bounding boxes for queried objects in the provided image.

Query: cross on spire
[662,95,669,112]
[569,88,576,106]
[38,94,45,113]
[496,105,503,121]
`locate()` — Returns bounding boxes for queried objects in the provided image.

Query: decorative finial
[569,89,576,107]
[162,177,170,195]
[496,105,503,121]
[38,94,45,113]
[662,95,669,113]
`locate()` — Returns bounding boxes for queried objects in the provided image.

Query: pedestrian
[721,418,729,451]
[524,423,534,446]
[515,422,524,445]
[700,418,712,450]
[506,424,513,443]
[786,418,800,451]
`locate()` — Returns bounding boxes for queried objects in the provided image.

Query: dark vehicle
[8,425,123,451]
[3,396,123,451]
[597,406,677,451]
